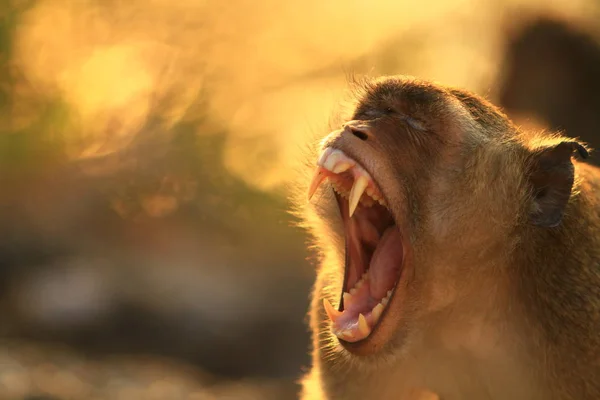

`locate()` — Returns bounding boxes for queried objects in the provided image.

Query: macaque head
[304,76,588,361]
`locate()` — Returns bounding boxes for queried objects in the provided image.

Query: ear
[528,141,589,227]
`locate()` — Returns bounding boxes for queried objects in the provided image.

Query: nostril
[350,128,368,141]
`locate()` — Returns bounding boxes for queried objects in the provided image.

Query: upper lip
[308,147,388,212]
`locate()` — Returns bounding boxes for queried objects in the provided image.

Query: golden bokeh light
[11,0,599,191]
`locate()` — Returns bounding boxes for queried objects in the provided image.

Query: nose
[343,121,370,141]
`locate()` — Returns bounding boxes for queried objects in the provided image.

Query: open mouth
[308,148,406,343]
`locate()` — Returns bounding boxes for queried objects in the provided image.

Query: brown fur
[292,75,600,399]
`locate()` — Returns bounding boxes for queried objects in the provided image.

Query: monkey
[293,75,600,400]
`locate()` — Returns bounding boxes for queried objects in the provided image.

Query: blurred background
[1,0,600,399]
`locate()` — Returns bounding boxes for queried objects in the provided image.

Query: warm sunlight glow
[13,0,599,189]
[62,44,154,158]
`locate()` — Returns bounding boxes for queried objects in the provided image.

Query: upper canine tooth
[349,175,369,217]
[308,168,327,200]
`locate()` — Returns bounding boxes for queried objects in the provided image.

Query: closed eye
[360,108,426,131]
[381,107,425,130]
[402,115,425,131]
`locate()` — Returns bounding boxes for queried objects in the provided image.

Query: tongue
[369,226,403,299]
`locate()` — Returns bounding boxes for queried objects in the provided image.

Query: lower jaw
[337,280,408,356]
[326,192,411,354]
[334,236,411,355]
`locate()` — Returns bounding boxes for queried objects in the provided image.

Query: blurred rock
[0,340,298,399]
[498,17,600,164]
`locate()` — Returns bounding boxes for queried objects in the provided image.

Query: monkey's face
[306,77,524,359]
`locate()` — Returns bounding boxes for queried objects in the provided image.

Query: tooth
[349,175,369,217]
[356,278,364,288]
[317,147,333,166]
[323,298,342,321]
[308,168,327,200]
[358,313,370,336]
[349,288,357,295]
[332,161,355,174]
[323,149,345,172]
[372,303,384,322]
[382,290,393,306]
[331,180,349,198]
[343,292,352,305]
[336,329,353,340]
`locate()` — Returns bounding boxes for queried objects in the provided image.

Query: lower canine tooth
[358,313,371,336]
